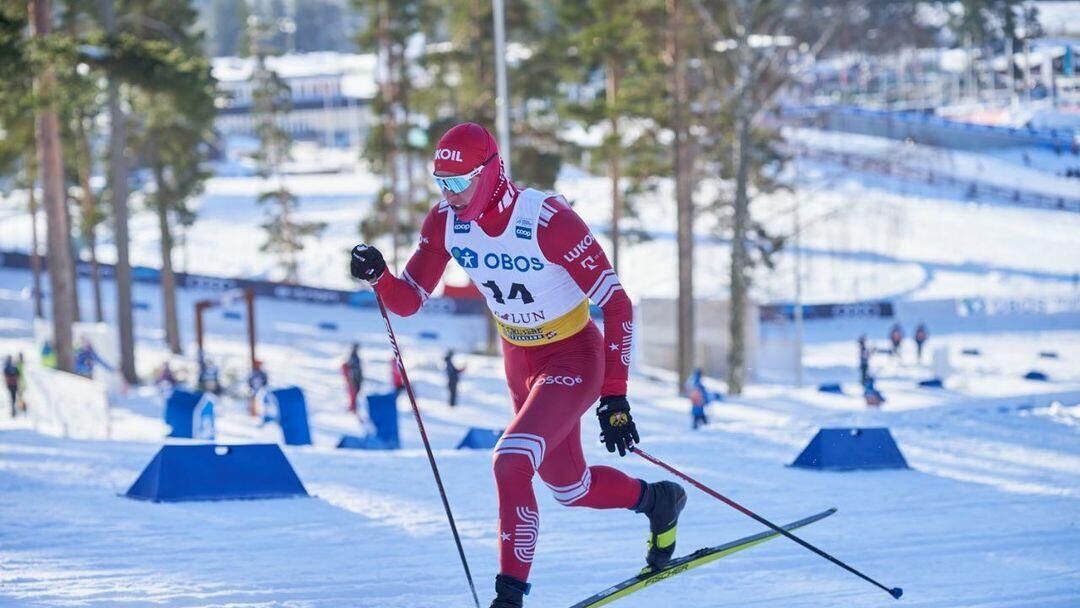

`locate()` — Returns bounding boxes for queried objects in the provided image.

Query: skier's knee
[542,467,593,507]
[493,451,535,484]
[492,432,545,479]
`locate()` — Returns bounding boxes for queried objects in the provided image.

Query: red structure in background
[442,281,484,301]
[194,288,257,415]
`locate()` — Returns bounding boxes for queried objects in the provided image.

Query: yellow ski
[568,508,837,608]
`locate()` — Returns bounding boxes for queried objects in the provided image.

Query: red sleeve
[373,204,452,316]
[537,195,632,397]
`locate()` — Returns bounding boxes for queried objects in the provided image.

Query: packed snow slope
[1,281,1079,607]
[1,128,1078,606]
[2,129,1079,305]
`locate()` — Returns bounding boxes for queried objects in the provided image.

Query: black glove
[597,395,640,457]
[350,244,386,282]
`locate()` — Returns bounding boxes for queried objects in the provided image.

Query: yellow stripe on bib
[495,299,591,346]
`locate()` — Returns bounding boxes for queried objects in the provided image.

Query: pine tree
[415,0,562,189]
[0,4,45,318]
[354,0,432,268]
[248,16,326,284]
[55,3,107,324]
[209,0,250,57]
[555,0,667,273]
[668,0,695,393]
[124,0,216,355]
[28,0,77,373]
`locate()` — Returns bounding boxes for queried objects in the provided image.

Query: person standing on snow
[858,334,873,387]
[685,368,714,430]
[74,339,113,379]
[444,349,465,407]
[888,323,904,360]
[3,355,19,417]
[343,342,364,413]
[914,323,929,364]
[248,360,268,415]
[390,357,403,396]
[350,122,686,608]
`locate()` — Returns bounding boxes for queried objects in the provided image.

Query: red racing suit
[373,181,643,582]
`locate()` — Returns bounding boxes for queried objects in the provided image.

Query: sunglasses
[433,154,497,194]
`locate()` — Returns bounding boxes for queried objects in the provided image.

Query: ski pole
[374,293,481,608]
[631,446,903,600]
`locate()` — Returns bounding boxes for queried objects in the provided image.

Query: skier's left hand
[597,395,639,457]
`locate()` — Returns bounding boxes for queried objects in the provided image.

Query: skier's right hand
[597,395,640,457]
[350,244,386,283]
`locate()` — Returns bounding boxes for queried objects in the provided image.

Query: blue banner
[1,250,481,315]
[760,301,894,322]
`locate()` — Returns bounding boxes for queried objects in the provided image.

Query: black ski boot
[634,480,687,572]
[489,574,530,608]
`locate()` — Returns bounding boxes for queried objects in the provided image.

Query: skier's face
[437,170,481,213]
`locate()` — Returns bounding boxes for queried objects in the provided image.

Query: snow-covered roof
[212,52,376,83]
[1035,1,1080,37]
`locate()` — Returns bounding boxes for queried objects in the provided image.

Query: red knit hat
[433,122,505,221]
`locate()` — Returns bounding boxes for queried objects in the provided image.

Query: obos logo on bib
[451,247,479,268]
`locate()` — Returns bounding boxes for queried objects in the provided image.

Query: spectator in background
[198,356,222,396]
[343,343,364,413]
[914,323,929,364]
[40,341,56,369]
[74,339,112,379]
[15,354,26,413]
[444,349,465,407]
[857,334,875,387]
[685,368,714,430]
[155,361,177,389]
[864,376,885,408]
[248,360,268,416]
[4,355,19,417]
[888,323,904,360]
[391,358,403,396]
[248,360,268,395]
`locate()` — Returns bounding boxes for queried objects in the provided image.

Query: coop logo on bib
[515,218,534,240]
[453,218,472,234]
[451,247,479,268]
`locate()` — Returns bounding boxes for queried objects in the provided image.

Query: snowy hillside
[2,126,1079,607]
[1,272,1079,606]
[2,129,1079,306]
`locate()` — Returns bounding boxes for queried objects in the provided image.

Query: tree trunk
[75,112,104,322]
[401,74,415,240]
[104,0,138,384]
[607,60,623,274]
[30,0,75,372]
[669,0,695,390]
[152,160,182,355]
[727,110,751,395]
[26,152,44,319]
[64,193,81,323]
[279,186,297,283]
[380,2,401,270]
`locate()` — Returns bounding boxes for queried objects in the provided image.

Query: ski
[568,508,837,608]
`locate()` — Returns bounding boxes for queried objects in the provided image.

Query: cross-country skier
[350,122,686,608]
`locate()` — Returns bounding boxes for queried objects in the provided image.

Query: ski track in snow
[1,308,1079,607]
[1,137,1079,605]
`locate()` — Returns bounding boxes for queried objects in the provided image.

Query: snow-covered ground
[1,262,1079,606]
[2,129,1080,606]
[2,128,1079,305]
